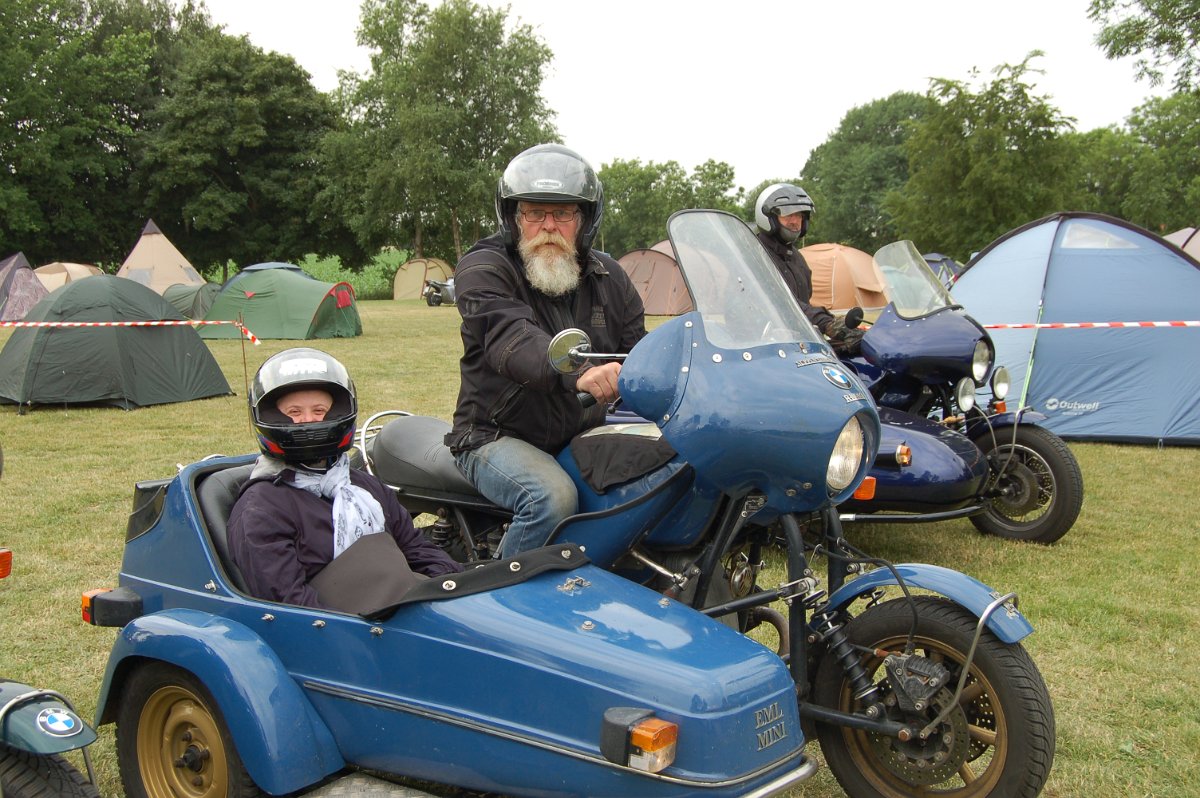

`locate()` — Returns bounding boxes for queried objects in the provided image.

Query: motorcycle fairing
[861,303,989,390]
[824,563,1034,645]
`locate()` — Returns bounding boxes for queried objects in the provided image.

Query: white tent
[117,220,204,294]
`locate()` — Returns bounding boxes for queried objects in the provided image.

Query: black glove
[825,317,864,357]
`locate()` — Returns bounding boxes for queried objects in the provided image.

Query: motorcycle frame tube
[823,563,1034,645]
[94,610,345,795]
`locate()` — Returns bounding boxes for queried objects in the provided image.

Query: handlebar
[576,391,597,408]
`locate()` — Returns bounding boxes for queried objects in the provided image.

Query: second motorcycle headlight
[972,341,991,384]
[827,415,865,492]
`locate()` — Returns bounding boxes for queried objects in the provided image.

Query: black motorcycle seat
[370,416,481,498]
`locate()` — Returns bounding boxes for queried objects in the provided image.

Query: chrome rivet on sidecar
[510,562,522,572]
[681,366,689,373]
[261,613,275,622]
[312,620,326,628]
[712,353,723,363]
[561,549,572,559]
[204,581,217,592]
[802,482,812,490]
[742,352,752,361]
[442,579,457,590]
[786,488,797,497]
[778,350,786,357]
[581,621,595,631]
[659,598,670,608]
[370,626,384,636]
[685,321,693,328]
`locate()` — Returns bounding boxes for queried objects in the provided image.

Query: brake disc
[869,687,971,785]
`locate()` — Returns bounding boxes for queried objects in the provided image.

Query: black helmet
[754,183,815,243]
[495,143,604,253]
[250,348,357,465]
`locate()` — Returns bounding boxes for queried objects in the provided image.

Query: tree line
[2,0,1196,273]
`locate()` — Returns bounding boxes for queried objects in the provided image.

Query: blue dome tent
[952,212,1200,445]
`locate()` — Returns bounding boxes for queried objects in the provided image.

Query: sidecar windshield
[872,240,957,319]
[666,210,823,348]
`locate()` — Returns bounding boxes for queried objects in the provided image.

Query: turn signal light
[852,476,876,501]
[81,586,143,627]
[601,708,678,773]
[992,400,1007,414]
[0,547,11,579]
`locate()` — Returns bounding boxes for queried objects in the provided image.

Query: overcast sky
[201,0,1162,191]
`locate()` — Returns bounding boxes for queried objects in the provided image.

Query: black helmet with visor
[250,348,357,465]
[495,143,604,254]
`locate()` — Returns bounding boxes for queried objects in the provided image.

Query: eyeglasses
[518,208,580,223]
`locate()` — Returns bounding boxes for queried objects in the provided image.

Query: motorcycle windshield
[872,240,958,320]
[666,210,824,348]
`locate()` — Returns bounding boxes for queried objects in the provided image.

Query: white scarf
[286,454,387,559]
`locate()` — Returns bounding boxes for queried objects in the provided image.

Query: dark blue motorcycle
[834,241,1084,544]
[367,211,1056,797]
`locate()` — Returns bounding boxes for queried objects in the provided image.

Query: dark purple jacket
[756,230,836,334]
[228,467,461,608]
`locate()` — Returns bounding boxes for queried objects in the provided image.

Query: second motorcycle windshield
[667,210,823,348]
[872,240,957,319]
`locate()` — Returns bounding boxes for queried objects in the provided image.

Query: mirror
[844,306,864,330]
[547,328,592,374]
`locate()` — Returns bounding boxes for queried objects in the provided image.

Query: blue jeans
[454,437,578,558]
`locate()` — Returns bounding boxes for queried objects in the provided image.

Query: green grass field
[1,299,1198,797]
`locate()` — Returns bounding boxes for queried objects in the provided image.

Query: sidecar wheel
[116,662,261,798]
[0,743,99,798]
[812,596,1054,798]
[970,424,1083,543]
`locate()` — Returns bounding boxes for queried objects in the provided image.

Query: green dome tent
[200,269,361,340]
[164,282,221,319]
[0,275,231,410]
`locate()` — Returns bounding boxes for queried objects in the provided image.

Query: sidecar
[83,456,816,798]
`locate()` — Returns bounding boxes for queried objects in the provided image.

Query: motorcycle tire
[0,744,99,798]
[426,293,442,306]
[116,661,262,798]
[813,596,1054,798]
[970,424,1083,544]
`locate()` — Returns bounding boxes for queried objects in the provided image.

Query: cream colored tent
[1164,227,1200,260]
[117,220,204,294]
[618,241,693,316]
[393,257,452,300]
[799,243,888,315]
[34,262,102,292]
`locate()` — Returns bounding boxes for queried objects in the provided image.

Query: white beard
[519,231,581,297]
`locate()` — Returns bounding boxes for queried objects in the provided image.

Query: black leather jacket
[756,230,835,333]
[446,234,646,455]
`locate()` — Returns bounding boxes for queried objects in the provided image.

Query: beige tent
[117,219,204,294]
[34,262,103,292]
[393,257,452,300]
[618,241,693,316]
[800,243,888,315]
[1164,227,1200,260]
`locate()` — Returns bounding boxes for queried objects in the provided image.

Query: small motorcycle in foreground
[0,547,99,798]
[835,240,1084,544]
[365,210,1056,797]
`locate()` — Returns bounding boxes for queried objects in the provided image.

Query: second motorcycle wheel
[116,662,261,798]
[970,424,1084,544]
[812,596,1055,798]
[426,292,442,306]
[0,743,99,798]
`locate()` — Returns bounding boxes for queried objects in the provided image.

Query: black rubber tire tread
[812,596,1055,798]
[427,292,442,306]
[970,424,1083,544]
[115,661,262,798]
[0,743,100,798]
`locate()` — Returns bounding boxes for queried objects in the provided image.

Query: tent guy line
[0,318,261,343]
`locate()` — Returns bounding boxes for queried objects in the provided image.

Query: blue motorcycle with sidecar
[362,211,1056,797]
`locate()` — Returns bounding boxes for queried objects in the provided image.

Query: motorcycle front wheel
[813,596,1054,798]
[116,662,261,798]
[0,744,99,798]
[970,424,1083,544]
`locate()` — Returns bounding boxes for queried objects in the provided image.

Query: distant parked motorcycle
[421,277,455,306]
[835,241,1084,544]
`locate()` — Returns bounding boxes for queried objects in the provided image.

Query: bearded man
[445,144,646,557]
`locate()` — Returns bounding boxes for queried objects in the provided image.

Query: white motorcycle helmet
[754,183,815,244]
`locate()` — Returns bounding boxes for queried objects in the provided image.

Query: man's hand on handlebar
[576,361,622,405]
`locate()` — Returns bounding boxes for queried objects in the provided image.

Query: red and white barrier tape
[984,321,1200,330]
[0,319,260,344]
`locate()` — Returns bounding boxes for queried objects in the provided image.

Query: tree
[1089,0,1200,91]
[799,92,930,251]
[885,55,1077,260]
[1063,126,1141,220]
[341,0,556,262]
[134,30,343,273]
[1120,91,1200,232]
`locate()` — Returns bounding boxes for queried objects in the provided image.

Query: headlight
[991,366,1010,400]
[971,340,991,384]
[955,378,977,413]
[827,415,865,492]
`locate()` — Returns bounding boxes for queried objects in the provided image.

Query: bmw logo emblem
[822,365,853,390]
[36,707,83,737]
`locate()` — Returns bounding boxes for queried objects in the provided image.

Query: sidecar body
[85,456,815,798]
